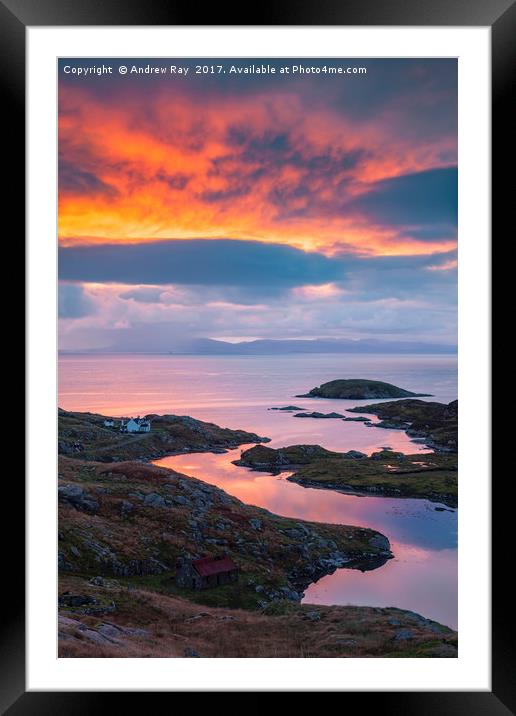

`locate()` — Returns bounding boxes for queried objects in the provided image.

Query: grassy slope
[59,573,457,658]
[288,451,457,507]
[59,456,392,611]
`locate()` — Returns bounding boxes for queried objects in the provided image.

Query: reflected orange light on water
[153,447,457,629]
[59,354,457,628]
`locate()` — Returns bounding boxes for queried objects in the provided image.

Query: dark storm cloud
[347,166,458,231]
[325,59,457,139]
[59,239,345,287]
[59,238,457,309]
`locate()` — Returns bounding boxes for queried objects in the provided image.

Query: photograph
[56,56,459,659]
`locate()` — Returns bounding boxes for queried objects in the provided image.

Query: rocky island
[233,443,359,472]
[347,399,458,452]
[296,378,431,400]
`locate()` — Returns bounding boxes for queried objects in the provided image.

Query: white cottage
[103,419,115,427]
[120,417,151,433]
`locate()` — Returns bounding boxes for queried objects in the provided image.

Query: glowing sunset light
[59,60,457,258]
[57,58,459,634]
[292,282,346,299]
[58,58,458,349]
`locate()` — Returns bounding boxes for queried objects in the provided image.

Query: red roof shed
[192,555,238,578]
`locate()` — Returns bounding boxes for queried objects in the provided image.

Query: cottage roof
[192,556,238,578]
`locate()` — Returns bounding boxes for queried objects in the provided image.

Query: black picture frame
[4,0,510,709]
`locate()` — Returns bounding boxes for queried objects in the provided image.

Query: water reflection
[154,447,457,629]
[59,354,458,628]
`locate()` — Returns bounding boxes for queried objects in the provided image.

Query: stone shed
[175,555,239,590]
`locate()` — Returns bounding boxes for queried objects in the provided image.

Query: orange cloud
[58,81,456,257]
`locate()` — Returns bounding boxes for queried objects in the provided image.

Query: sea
[59,352,458,628]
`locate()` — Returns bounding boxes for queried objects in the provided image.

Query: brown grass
[58,575,457,659]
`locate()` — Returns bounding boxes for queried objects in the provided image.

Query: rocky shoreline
[347,398,458,453]
[287,476,457,508]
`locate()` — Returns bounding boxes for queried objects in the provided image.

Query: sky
[58,58,457,352]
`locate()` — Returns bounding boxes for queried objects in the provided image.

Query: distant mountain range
[164,337,456,355]
[59,337,457,356]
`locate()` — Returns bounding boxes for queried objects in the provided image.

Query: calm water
[59,353,458,628]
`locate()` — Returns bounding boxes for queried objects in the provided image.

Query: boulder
[343,450,367,459]
[58,484,99,513]
[143,493,167,508]
[303,611,322,622]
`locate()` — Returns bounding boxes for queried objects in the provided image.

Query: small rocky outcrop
[293,411,345,419]
[233,444,368,472]
[268,406,304,412]
[233,444,342,472]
